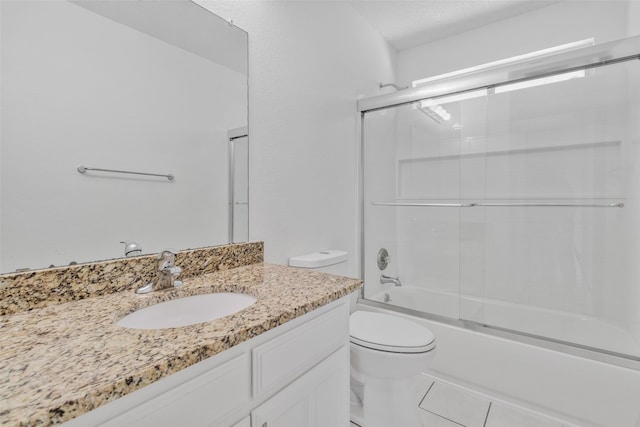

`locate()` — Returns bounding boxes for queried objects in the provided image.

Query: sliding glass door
[361,56,640,360]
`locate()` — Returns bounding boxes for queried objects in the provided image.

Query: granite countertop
[0,263,362,426]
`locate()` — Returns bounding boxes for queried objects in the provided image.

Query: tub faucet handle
[377,248,391,270]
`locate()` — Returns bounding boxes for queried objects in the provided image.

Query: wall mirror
[0,0,248,273]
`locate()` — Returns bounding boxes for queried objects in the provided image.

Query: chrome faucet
[380,274,402,287]
[136,249,183,294]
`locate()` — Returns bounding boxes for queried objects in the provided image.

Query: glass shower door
[474,59,640,358]
[360,53,640,360]
[362,94,489,320]
[362,101,464,318]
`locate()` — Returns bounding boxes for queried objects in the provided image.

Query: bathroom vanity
[0,243,361,426]
[67,293,351,427]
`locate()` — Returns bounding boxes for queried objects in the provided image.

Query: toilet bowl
[350,311,435,427]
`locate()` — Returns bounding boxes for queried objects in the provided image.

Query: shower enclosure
[359,36,640,364]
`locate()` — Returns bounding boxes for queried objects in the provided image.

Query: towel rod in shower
[474,202,624,208]
[77,165,174,181]
[371,202,474,207]
[372,202,624,208]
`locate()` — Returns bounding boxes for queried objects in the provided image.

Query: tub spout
[380,274,402,287]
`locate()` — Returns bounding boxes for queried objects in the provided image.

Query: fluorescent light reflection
[418,69,586,126]
[494,70,586,94]
[419,89,487,122]
[412,38,594,88]
[420,88,488,108]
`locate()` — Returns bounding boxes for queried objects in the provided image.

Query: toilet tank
[288,250,348,276]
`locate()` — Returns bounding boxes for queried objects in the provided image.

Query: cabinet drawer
[102,353,251,427]
[252,302,349,397]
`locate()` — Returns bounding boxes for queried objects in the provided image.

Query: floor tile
[485,402,561,427]
[419,409,465,427]
[419,381,490,427]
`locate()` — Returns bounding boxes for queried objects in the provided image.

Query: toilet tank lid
[288,250,347,268]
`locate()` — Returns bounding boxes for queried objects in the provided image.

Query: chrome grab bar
[77,165,174,181]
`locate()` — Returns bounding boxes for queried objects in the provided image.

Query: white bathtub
[360,286,640,427]
[371,286,640,356]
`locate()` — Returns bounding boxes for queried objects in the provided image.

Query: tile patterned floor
[351,373,568,427]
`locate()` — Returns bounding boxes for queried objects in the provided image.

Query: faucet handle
[157,248,178,258]
[157,249,179,269]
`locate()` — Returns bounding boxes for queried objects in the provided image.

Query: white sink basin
[117,292,257,329]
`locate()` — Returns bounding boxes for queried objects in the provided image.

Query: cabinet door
[252,303,349,399]
[251,346,349,427]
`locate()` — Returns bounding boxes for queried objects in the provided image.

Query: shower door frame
[357,35,640,371]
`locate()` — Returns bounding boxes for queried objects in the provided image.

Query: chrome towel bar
[77,165,174,181]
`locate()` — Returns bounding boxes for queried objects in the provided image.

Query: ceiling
[348,0,559,51]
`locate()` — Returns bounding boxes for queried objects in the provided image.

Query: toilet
[288,250,436,427]
[349,311,435,427]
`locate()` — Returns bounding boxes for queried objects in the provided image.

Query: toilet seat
[350,311,435,353]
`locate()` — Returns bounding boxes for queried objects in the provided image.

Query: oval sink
[117,292,257,330]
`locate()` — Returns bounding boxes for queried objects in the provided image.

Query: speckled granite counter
[0,242,265,316]
[0,262,361,426]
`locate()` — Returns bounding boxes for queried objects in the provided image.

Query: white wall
[196,1,397,276]
[1,1,246,271]
[397,1,636,87]
[0,0,3,271]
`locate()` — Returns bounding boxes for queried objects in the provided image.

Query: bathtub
[359,286,640,427]
[371,286,640,356]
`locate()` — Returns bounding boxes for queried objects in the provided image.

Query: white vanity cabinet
[64,296,351,427]
[251,346,348,427]
[249,294,350,427]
